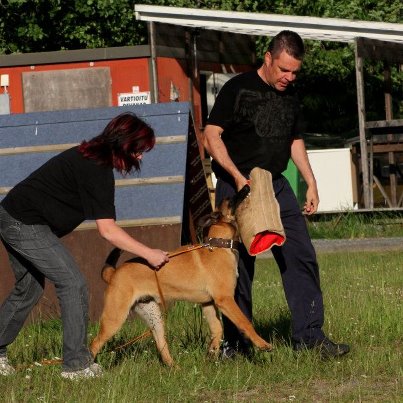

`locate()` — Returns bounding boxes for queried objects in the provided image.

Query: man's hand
[235,175,249,191]
[304,185,319,215]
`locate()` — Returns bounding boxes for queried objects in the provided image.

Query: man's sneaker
[61,363,103,380]
[293,337,350,359]
[0,356,15,376]
[221,341,238,360]
[221,341,251,360]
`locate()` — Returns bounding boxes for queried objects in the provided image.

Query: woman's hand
[145,249,170,270]
[96,218,170,269]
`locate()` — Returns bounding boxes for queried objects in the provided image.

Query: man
[203,30,349,358]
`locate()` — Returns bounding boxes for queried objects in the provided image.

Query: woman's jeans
[0,205,93,371]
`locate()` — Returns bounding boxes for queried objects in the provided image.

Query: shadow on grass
[95,334,159,368]
[255,311,292,347]
[93,309,293,368]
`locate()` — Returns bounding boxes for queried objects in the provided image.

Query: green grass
[306,212,403,239]
[1,251,402,402]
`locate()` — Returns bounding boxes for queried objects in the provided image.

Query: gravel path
[257,237,403,258]
[312,237,403,253]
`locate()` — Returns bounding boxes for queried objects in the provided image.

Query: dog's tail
[102,248,122,284]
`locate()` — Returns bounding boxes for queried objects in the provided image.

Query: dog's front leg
[201,303,223,357]
[214,296,272,351]
[134,300,174,367]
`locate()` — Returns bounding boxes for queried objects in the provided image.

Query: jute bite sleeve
[235,167,286,256]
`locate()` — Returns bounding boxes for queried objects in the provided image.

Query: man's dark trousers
[215,175,326,351]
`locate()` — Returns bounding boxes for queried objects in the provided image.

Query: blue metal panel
[0,103,191,222]
[115,143,188,180]
[0,103,190,147]
[0,143,188,186]
[115,184,184,220]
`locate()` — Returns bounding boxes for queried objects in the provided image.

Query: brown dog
[90,200,272,366]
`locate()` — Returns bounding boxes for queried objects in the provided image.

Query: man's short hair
[267,30,305,60]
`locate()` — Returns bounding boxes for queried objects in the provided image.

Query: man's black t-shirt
[1,146,116,237]
[207,70,302,181]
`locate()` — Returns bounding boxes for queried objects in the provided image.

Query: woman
[0,112,169,379]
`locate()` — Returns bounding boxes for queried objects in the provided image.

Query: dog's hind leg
[134,300,174,367]
[201,303,223,357]
[90,287,133,358]
[214,296,272,351]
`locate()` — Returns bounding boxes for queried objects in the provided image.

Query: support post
[355,40,371,208]
[384,63,397,206]
[148,22,159,103]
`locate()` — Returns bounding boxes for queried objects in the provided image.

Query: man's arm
[290,138,319,214]
[203,124,248,191]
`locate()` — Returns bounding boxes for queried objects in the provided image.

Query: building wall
[0,41,255,135]
[0,58,151,114]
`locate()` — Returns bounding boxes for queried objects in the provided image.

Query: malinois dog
[90,199,272,366]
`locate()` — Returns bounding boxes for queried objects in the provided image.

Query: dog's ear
[210,211,222,223]
[197,211,221,229]
[197,213,212,229]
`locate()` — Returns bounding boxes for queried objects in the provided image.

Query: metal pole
[384,63,396,206]
[354,40,370,208]
[185,29,197,120]
[149,22,159,103]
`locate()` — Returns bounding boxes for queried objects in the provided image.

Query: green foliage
[2,0,400,54]
[0,0,148,53]
[251,0,403,135]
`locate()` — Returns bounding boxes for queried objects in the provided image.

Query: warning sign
[118,91,151,106]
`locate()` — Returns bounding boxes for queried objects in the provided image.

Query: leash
[167,243,209,258]
[154,243,209,313]
[111,240,234,353]
[153,239,238,319]
[113,238,240,351]
[110,329,152,351]
[20,240,238,368]
[16,357,63,370]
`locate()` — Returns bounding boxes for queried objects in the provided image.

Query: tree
[250,0,403,136]
[0,0,401,136]
[0,0,147,53]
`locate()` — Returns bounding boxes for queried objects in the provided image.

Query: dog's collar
[205,237,239,250]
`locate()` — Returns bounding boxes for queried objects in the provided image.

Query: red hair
[78,112,155,174]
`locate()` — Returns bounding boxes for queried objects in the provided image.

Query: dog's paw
[259,343,273,352]
[207,348,220,359]
[166,362,180,371]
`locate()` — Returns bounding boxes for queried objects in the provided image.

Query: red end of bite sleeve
[249,231,285,255]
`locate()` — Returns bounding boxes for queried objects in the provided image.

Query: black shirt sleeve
[206,78,237,130]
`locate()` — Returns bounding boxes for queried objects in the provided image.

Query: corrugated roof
[134,5,403,43]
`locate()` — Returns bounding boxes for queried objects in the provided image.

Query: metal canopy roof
[134,5,403,43]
